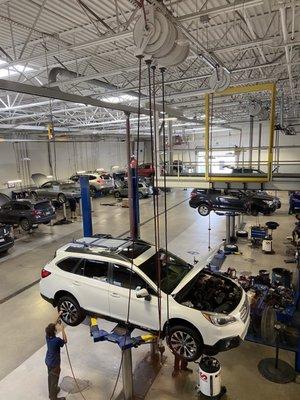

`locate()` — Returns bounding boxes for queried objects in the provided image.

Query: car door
[0,202,14,224]
[71,257,110,316]
[109,263,159,330]
[39,182,53,198]
[218,195,244,211]
[12,202,30,224]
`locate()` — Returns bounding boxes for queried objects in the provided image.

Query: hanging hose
[160,66,170,327]
[64,343,88,400]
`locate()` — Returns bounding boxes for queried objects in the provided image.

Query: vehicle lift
[90,317,161,400]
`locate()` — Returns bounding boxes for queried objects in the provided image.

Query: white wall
[0,140,128,192]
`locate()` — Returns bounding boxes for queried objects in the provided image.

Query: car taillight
[32,210,42,216]
[97,179,104,184]
[41,269,51,278]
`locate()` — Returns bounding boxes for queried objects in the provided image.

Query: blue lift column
[80,175,93,237]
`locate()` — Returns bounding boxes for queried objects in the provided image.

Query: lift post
[79,175,93,237]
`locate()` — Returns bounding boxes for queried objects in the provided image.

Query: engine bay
[176,270,242,314]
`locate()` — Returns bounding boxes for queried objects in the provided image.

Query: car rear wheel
[90,186,97,197]
[167,325,203,362]
[57,295,86,326]
[114,191,121,198]
[20,218,32,231]
[197,203,211,216]
[57,193,67,204]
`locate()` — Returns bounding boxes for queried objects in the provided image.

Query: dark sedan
[0,224,14,254]
[0,199,56,231]
[189,189,279,216]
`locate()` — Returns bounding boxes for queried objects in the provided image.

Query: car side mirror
[136,288,151,301]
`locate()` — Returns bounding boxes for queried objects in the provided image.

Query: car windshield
[138,250,192,294]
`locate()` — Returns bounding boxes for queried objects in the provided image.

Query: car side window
[57,257,83,273]
[138,183,143,188]
[83,259,109,281]
[112,264,154,292]
[1,203,12,210]
[42,182,52,188]
[13,203,30,211]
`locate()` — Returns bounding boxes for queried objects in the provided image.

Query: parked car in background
[114,180,153,199]
[0,199,56,231]
[289,191,300,214]
[189,189,279,216]
[70,171,114,197]
[0,224,14,254]
[222,166,266,175]
[138,163,155,177]
[40,236,249,361]
[31,173,81,203]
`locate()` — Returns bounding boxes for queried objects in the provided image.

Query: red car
[138,163,155,177]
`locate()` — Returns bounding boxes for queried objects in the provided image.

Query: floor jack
[90,317,162,400]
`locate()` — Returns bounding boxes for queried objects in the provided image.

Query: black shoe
[57,397,66,400]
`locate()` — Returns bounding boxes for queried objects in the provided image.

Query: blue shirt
[45,336,65,368]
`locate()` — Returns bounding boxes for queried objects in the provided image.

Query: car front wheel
[167,325,203,362]
[57,193,67,204]
[57,295,86,326]
[197,203,211,216]
[20,218,32,231]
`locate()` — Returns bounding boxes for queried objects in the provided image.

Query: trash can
[198,356,221,398]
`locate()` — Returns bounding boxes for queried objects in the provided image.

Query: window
[112,264,147,290]
[57,257,83,273]
[89,175,97,180]
[41,182,53,188]
[138,183,144,188]
[13,202,30,211]
[83,259,108,281]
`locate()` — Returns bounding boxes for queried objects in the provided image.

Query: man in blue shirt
[45,313,67,400]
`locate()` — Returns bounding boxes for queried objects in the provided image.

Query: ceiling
[0,0,299,140]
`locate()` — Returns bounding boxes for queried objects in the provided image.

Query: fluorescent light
[7,179,22,183]
[159,117,177,122]
[76,170,86,174]
[102,94,136,104]
[0,60,34,78]
[46,175,53,178]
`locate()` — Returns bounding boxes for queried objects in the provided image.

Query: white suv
[70,172,114,197]
[40,236,250,361]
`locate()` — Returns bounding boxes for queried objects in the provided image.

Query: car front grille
[240,297,250,323]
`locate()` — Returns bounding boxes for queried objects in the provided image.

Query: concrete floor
[0,189,299,399]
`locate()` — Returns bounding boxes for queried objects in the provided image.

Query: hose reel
[133,4,189,68]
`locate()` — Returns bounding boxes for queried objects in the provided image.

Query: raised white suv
[70,172,114,197]
[40,236,250,361]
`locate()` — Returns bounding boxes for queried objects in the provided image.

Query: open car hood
[0,193,10,207]
[171,263,205,296]
[31,173,48,187]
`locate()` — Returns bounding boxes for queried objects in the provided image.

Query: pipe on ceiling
[48,67,145,99]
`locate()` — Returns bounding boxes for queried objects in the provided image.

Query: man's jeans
[47,365,60,400]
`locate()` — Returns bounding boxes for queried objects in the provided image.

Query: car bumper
[0,237,14,253]
[204,336,241,355]
[189,199,198,208]
[41,293,54,306]
[34,214,56,224]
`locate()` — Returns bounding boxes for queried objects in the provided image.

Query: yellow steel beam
[204,82,276,183]
[267,83,276,181]
[208,176,269,182]
[214,82,276,96]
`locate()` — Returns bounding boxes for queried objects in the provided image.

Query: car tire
[57,193,67,204]
[197,203,211,216]
[90,186,97,198]
[30,191,38,201]
[224,244,239,253]
[57,295,86,326]
[167,324,203,362]
[114,191,121,199]
[20,218,32,231]
[236,230,248,238]
[138,191,143,199]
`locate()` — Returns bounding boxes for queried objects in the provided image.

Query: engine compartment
[176,270,242,314]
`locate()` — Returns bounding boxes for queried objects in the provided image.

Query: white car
[70,172,114,197]
[40,237,250,361]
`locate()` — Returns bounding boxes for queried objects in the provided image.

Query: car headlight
[264,200,274,206]
[202,312,237,326]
